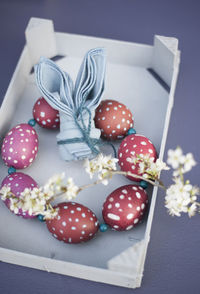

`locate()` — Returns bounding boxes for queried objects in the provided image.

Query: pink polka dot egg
[94,99,134,140]
[118,134,157,181]
[33,97,60,129]
[103,184,148,231]
[1,123,39,169]
[1,172,38,218]
[46,202,99,244]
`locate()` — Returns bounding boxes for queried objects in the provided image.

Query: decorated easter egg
[1,124,39,169]
[33,97,60,129]
[94,99,134,140]
[102,185,148,231]
[1,172,38,218]
[46,202,99,244]
[118,134,157,181]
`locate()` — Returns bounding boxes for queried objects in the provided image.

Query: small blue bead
[140,180,148,189]
[37,214,45,222]
[99,223,108,232]
[28,119,36,127]
[8,167,16,175]
[127,128,136,135]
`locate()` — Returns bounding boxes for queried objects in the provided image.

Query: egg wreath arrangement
[0,48,199,245]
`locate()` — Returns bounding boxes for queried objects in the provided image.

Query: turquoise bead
[37,214,45,222]
[127,128,136,135]
[140,180,148,189]
[99,223,108,232]
[28,119,36,127]
[8,166,16,175]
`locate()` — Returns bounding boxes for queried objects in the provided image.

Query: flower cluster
[0,148,199,220]
[0,173,79,220]
[167,147,196,176]
[165,147,199,217]
[127,154,169,180]
[84,154,118,185]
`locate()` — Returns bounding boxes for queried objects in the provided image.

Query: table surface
[0,0,200,293]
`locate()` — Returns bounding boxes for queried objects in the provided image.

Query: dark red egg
[46,202,99,244]
[102,185,148,231]
[94,99,134,140]
[33,97,60,129]
[118,134,157,181]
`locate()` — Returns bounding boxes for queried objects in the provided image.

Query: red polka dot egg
[94,99,134,140]
[33,97,60,129]
[102,185,148,231]
[1,123,39,169]
[118,134,157,181]
[1,172,38,218]
[46,202,99,244]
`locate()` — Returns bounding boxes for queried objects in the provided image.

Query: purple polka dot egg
[1,172,38,218]
[1,123,39,169]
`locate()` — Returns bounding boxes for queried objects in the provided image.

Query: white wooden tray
[0,18,180,288]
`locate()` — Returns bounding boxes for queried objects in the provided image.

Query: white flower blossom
[167,147,185,169]
[0,185,11,201]
[84,154,118,185]
[182,153,196,173]
[165,178,195,217]
[64,177,79,200]
[188,202,197,218]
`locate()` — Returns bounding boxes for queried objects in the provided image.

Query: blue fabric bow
[35,48,106,161]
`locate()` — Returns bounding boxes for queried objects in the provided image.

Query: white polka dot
[131,165,135,170]
[107,125,110,128]
[60,230,63,234]
[107,213,120,220]
[127,213,134,219]
[15,183,19,187]
[82,213,86,218]
[119,153,122,158]
[118,104,122,108]
[9,148,13,153]
[137,206,140,211]
[112,130,116,133]
[149,149,153,153]
[114,107,118,110]
[117,124,121,129]
[128,203,132,208]
[134,218,139,224]
[115,203,120,208]
[14,160,18,164]
[113,116,116,119]
[53,234,58,238]
[21,155,26,160]
[119,194,124,199]
[125,149,129,153]
[81,231,85,235]
[29,158,33,163]
[113,225,119,229]
[106,107,110,111]
[68,218,72,222]
[62,221,66,226]
[123,143,127,147]
[141,203,145,210]
[71,226,76,230]
[40,112,45,117]
[122,189,128,194]
[141,141,147,145]
[132,187,138,190]
[68,238,72,243]
[108,204,112,209]
[122,111,126,114]
[99,109,102,113]
[76,207,81,211]
[136,192,141,199]
[55,119,59,122]
[75,218,79,222]
[109,197,114,202]
[102,117,105,120]
[70,210,75,214]
[82,224,87,228]
[42,121,46,125]
[20,133,24,136]
[122,118,125,122]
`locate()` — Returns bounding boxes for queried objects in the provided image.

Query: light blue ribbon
[35,48,106,161]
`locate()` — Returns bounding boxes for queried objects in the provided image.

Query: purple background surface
[0,0,200,293]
